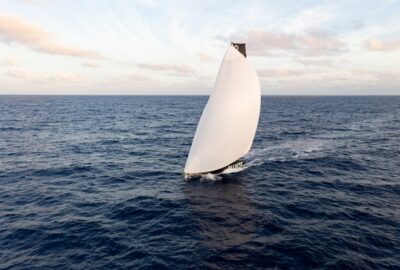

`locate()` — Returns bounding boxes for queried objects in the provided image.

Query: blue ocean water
[0,95,399,269]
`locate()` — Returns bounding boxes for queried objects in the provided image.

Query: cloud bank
[232,29,346,57]
[0,14,101,59]
[366,39,400,51]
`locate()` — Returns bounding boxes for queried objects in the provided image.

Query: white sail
[184,44,261,174]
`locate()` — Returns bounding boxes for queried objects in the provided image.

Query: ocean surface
[0,95,399,269]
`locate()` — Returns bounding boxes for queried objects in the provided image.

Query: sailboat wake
[244,138,331,169]
[200,173,223,181]
[185,137,334,180]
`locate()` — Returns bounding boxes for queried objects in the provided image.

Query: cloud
[35,72,85,84]
[282,5,334,33]
[0,14,102,59]
[17,0,52,4]
[81,61,100,68]
[297,58,333,67]
[2,56,19,67]
[257,68,308,78]
[137,63,196,75]
[366,39,400,51]
[351,20,364,30]
[232,29,345,57]
[133,0,155,8]
[197,52,215,63]
[231,30,297,52]
[121,74,151,82]
[352,69,400,84]
[5,68,85,84]
[5,69,29,79]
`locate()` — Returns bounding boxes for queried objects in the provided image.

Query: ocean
[0,96,399,269]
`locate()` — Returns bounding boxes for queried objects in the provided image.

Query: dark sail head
[231,42,246,57]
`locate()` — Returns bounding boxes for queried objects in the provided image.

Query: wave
[245,112,400,170]
[245,137,331,168]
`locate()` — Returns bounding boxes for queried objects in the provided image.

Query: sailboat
[184,42,261,179]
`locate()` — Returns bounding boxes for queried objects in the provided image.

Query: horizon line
[1,94,400,97]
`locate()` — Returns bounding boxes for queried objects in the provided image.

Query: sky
[0,0,399,95]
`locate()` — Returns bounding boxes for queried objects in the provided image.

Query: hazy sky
[0,0,399,95]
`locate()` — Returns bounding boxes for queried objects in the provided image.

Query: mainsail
[184,43,261,175]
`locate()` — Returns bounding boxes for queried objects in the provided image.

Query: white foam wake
[244,138,331,169]
[200,173,222,181]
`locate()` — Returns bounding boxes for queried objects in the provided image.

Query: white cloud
[0,14,102,59]
[5,68,86,84]
[282,5,335,33]
[81,61,100,68]
[232,29,346,57]
[366,39,400,51]
[2,56,19,67]
[297,58,333,67]
[137,63,196,76]
[257,68,308,78]
[197,52,215,63]
[0,1,399,95]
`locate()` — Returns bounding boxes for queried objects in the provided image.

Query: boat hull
[184,159,245,180]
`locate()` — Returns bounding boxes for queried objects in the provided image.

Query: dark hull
[209,159,246,174]
[184,159,246,179]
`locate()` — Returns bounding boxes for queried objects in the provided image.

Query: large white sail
[184,44,261,174]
